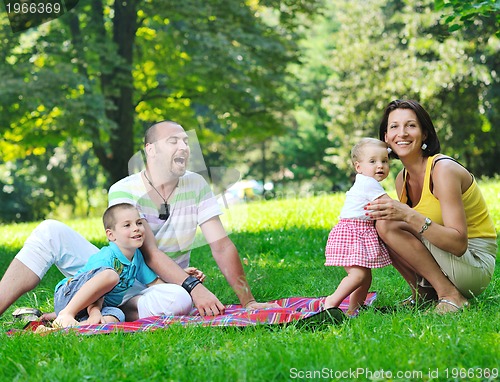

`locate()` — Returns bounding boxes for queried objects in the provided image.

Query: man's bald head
[144,120,184,146]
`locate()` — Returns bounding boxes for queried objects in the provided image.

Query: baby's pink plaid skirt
[325,219,391,268]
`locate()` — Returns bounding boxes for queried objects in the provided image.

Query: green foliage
[1,0,499,223]
[0,180,499,381]
[435,0,500,36]
[0,150,77,222]
[241,4,346,187]
[0,140,107,223]
[1,1,328,223]
[320,0,500,177]
[0,0,324,183]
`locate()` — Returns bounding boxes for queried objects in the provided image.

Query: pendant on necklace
[159,203,170,220]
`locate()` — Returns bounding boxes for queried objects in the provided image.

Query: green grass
[1,179,499,381]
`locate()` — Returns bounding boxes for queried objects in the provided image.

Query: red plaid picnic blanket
[9,293,376,336]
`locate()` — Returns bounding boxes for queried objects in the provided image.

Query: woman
[367,99,497,314]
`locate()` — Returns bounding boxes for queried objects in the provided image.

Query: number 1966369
[6,1,62,15]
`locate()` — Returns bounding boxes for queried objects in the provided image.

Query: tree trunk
[261,140,267,185]
[104,0,138,185]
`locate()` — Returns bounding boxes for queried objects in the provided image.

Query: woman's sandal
[434,299,469,314]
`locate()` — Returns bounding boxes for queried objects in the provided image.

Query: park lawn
[0,179,499,381]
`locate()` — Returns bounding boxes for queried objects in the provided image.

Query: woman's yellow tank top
[400,155,496,239]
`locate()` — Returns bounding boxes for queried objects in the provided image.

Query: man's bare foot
[244,301,280,310]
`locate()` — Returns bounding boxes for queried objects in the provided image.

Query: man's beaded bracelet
[181,275,202,294]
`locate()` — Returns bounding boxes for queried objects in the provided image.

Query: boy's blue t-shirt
[55,242,158,306]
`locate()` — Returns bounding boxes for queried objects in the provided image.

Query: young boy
[53,203,190,328]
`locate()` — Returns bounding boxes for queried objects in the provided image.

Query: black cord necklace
[144,170,178,220]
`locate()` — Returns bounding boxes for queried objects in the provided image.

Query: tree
[1,0,324,186]
[320,0,499,177]
[434,0,500,36]
[0,145,78,222]
[238,4,349,190]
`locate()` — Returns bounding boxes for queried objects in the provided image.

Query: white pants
[16,219,193,318]
[135,283,193,317]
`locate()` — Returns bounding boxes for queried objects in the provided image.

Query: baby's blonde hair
[351,138,388,166]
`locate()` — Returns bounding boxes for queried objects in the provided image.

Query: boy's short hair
[351,138,388,166]
[103,203,139,230]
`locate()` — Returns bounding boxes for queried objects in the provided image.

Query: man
[0,120,277,319]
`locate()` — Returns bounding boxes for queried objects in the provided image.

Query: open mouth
[174,157,186,165]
